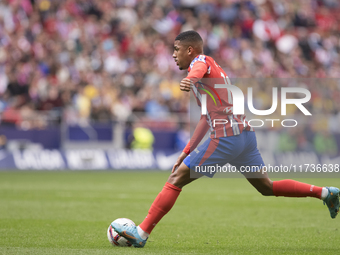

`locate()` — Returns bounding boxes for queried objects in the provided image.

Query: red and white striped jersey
[187,54,253,139]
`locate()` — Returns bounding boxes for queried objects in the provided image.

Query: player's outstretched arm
[189,115,210,152]
[180,60,208,92]
[172,115,210,173]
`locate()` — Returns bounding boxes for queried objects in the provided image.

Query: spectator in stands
[0,0,339,154]
[278,130,298,153]
[128,123,155,151]
[313,130,338,156]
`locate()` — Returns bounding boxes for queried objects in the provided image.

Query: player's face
[173,40,191,70]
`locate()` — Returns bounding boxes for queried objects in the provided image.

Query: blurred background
[0,0,340,170]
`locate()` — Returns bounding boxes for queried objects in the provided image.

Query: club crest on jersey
[190,55,206,69]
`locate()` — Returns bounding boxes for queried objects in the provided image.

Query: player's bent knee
[167,164,192,189]
[167,171,188,189]
[167,171,179,186]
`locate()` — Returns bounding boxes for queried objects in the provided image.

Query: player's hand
[171,151,188,173]
[179,78,191,92]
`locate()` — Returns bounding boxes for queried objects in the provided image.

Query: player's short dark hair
[175,30,203,44]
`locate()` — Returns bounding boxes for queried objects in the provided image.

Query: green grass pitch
[0,171,339,255]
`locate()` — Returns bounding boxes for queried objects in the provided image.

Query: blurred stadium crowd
[0,0,340,154]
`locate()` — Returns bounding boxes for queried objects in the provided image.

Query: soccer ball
[107,218,135,247]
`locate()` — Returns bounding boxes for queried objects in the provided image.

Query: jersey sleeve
[183,141,190,154]
[183,115,210,154]
[186,61,208,80]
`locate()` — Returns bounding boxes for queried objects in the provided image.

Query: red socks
[273,179,322,199]
[139,182,181,234]
[139,180,322,234]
